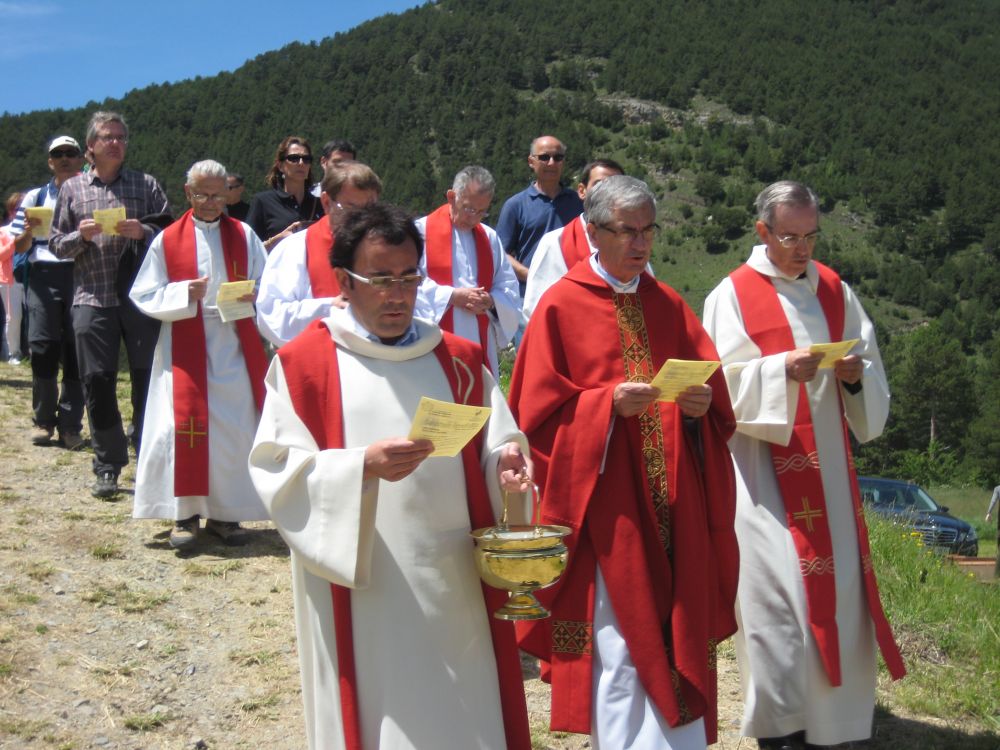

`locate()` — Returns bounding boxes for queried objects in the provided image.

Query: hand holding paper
[649,359,721,402]
[407,397,492,457]
[809,338,860,369]
[92,207,127,235]
[25,207,53,236]
[215,280,256,322]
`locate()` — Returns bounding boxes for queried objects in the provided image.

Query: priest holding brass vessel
[509,176,740,750]
[249,203,534,750]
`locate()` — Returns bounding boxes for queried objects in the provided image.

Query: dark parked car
[857,476,978,556]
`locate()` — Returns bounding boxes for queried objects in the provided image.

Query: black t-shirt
[246,188,323,243]
[227,200,250,222]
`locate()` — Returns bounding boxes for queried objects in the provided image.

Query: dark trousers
[72,301,159,477]
[28,262,84,435]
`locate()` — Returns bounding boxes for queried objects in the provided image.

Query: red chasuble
[558,215,591,270]
[304,218,340,297]
[276,322,531,750]
[161,210,268,497]
[424,204,493,362]
[508,261,739,742]
[728,262,905,684]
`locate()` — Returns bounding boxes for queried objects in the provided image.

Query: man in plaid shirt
[50,111,170,499]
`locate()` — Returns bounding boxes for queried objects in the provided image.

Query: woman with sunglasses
[246,136,324,252]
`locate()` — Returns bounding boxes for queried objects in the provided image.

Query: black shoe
[92,471,119,499]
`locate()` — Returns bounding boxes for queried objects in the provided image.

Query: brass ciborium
[470,484,571,620]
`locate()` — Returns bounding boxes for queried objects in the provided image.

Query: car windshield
[864,482,941,512]
[905,485,941,512]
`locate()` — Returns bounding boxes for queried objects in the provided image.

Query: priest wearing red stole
[414,166,520,376]
[703,181,905,750]
[130,160,269,549]
[249,202,534,750]
[509,176,740,750]
[522,158,623,320]
[256,161,381,346]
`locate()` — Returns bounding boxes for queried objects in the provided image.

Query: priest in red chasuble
[129,160,269,549]
[509,175,739,750]
[256,160,381,347]
[703,181,904,750]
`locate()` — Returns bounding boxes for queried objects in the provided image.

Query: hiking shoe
[205,519,249,546]
[60,432,86,451]
[91,471,119,499]
[32,425,55,445]
[169,515,200,550]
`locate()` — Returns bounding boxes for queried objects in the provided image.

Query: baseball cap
[48,135,81,153]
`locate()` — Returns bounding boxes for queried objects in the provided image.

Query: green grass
[870,512,1000,729]
[79,583,170,613]
[123,712,169,731]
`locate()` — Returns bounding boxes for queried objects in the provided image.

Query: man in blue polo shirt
[496,135,583,295]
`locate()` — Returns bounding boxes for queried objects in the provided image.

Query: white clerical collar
[344,306,420,346]
[590,253,640,293]
[747,244,818,291]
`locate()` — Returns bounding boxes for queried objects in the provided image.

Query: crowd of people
[1,109,911,750]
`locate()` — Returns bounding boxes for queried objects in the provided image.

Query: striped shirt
[50,167,169,307]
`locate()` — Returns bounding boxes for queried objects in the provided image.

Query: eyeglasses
[598,223,660,242]
[533,153,565,163]
[343,268,424,291]
[283,154,313,164]
[96,134,128,144]
[50,149,81,159]
[457,204,490,217]
[190,193,227,203]
[767,227,821,248]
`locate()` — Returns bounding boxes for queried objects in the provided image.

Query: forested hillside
[1,0,997,482]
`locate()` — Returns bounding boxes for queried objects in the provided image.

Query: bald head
[528,135,567,194]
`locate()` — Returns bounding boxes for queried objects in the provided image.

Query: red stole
[276,322,531,750]
[729,261,905,684]
[424,204,493,361]
[304,219,340,297]
[509,262,739,741]
[161,210,267,497]
[558,215,591,270]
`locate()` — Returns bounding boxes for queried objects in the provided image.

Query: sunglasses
[283,154,313,164]
[533,153,565,163]
[50,149,81,159]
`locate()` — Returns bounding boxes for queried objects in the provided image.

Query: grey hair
[186,160,228,186]
[452,165,495,197]
[85,111,128,146]
[584,175,656,227]
[755,181,819,226]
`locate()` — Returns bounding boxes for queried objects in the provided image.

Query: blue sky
[0,1,425,116]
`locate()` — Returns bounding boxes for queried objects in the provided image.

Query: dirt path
[0,362,988,749]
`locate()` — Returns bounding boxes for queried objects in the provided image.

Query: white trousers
[591,569,707,750]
